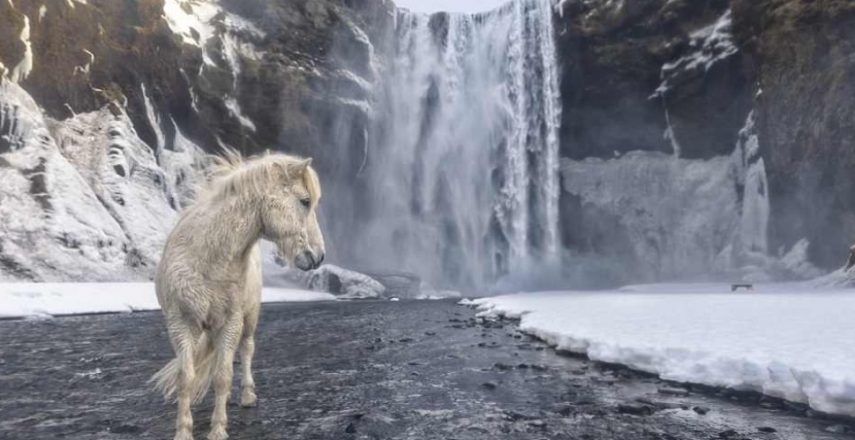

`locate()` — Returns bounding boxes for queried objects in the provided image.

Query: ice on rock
[306,265,387,299]
[561,110,819,283]
[0,80,129,281]
[560,151,739,280]
[162,0,221,48]
[259,238,387,299]
[0,78,205,281]
[159,118,208,208]
[9,16,33,84]
[50,107,181,270]
[733,112,769,255]
[162,0,264,131]
[654,10,738,98]
[140,83,165,154]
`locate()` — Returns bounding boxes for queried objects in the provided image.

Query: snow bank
[0,282,335,318]
[472,285,855,417]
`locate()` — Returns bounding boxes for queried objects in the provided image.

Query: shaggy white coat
[151,150,324,440]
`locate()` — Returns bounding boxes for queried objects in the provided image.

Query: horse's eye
[300,198,311,208]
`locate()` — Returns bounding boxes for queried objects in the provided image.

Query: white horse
[150,150,325,440]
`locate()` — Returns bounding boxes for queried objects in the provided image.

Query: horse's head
[260,157,325,271]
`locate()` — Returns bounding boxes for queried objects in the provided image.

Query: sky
[394,0,509,13]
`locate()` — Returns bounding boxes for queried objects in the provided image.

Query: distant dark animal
[731,284,753,292]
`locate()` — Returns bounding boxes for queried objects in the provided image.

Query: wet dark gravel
[1,299,853,439]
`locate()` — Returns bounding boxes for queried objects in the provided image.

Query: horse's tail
[149,333,216,404]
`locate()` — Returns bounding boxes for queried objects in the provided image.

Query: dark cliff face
[554,0,855,274]
[554,0,752,160]
[731,0,855,269]
[0,0,393,159]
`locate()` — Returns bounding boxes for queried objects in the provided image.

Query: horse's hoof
[240,389,257,408]
[206,428,228,440]
[174,432,194,440]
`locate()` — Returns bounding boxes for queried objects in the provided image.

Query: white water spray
[337,0,562,288]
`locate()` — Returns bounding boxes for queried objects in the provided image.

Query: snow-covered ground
[471,283,855,417]
[0,282,335,319]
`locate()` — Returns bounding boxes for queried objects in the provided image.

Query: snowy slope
[0,78,207,282]
[0,282,335,318]
[472,285,855,417]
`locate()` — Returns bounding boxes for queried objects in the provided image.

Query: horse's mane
[196,148,321,207]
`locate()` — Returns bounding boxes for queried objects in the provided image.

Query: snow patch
[52,108,179,270]
[64,0,87,9]
[472,286,855,417]
[72,49,95,77]
[224,97,256,131]
[555,0,569,18]
[663,107,682,157]
[162,0,220,48]
[0,80,130,281]
[158,118,207,207]
[162,0,264,132]
[0,80,205,281]
[654,10,738,98]
[0,282,335,318]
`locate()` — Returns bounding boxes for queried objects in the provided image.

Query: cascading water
[733,111,770,255]
[332,0,562,289]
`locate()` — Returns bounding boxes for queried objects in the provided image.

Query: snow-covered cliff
[0,78,206,281]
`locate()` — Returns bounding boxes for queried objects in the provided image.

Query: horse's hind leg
[207,313,243,440]
[239,306,259,407]
[170,321,199,440]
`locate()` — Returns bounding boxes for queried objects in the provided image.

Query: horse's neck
[198,196,262,268]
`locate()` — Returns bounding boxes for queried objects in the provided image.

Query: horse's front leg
[239,306,259,407]
[207,314,244,440]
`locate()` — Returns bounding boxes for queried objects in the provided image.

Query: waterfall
[734,111,769,255]
[335,0,561,289]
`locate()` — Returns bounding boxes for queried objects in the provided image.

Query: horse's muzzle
[294,250,324,271]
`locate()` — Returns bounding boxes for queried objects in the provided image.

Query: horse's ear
[290,158,312,175]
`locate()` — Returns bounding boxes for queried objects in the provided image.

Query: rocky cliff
[730,0,855,269]
[0,0,393,281]
[553,0,852,285]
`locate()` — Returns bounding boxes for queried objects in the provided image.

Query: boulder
[306,265,386,299]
